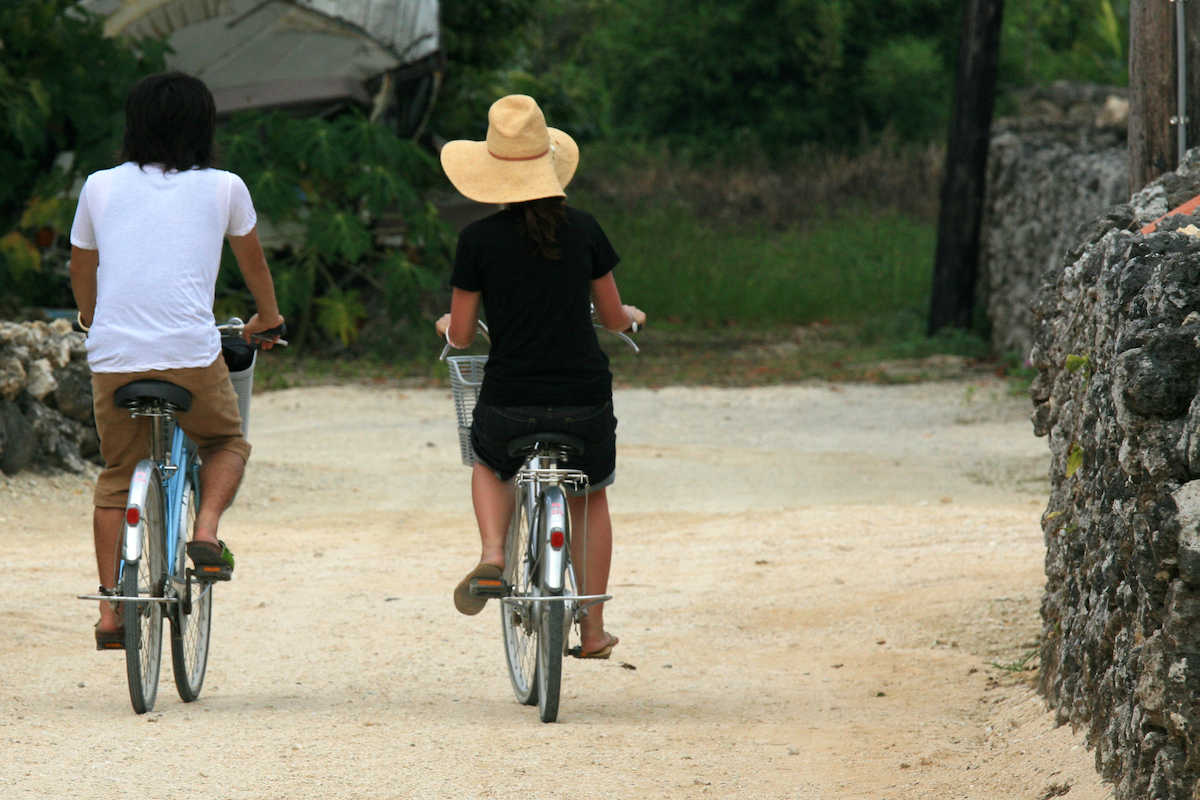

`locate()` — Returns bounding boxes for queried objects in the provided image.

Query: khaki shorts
[92,357,251,508]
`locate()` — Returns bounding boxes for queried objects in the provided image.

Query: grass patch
[587,200,937,327]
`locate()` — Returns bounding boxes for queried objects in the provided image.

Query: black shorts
[470,402,617,494]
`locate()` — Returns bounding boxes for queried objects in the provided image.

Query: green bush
[215,111,454,353]
[0,0,165,312]
[860,37,951,141]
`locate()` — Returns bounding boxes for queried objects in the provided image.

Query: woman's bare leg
[472,461,514,568]
[568,488,614,654]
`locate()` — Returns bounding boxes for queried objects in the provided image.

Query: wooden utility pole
[1130,0,1176,191]
[928,0,1005,335]
[1183,0,1200,164]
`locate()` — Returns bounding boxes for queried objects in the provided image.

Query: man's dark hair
[120,72,217,171]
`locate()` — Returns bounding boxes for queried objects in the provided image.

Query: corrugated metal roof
[83,0,438,63]
[79,0,440,118]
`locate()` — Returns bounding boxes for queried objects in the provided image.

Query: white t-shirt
[70,162,257,372]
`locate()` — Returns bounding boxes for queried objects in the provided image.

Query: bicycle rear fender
[122,460,161,563]
[541,486,569,593]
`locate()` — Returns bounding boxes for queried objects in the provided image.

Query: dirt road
[0,379,1112,799]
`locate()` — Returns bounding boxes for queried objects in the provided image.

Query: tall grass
[587,200,935,326]
[570,140,945,330]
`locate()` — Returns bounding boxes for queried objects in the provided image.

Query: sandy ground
[0,378,1113,800]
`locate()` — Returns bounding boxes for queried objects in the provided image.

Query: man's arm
[227,226,285,346]
[69,246,100,327]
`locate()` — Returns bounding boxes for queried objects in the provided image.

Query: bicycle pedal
[469,576,509,598]
[189,565,232,582]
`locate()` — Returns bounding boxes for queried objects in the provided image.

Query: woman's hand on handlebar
[623,305,646,333]
[435,313,453,341]
[243,312,286,349]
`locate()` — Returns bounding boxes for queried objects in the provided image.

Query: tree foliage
[0,0,165,309]
[215,111,453,351]
[437,0,1132,156]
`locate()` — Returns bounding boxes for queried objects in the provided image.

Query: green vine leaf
[1065,354,1092,381]
[1066,443,1083,478]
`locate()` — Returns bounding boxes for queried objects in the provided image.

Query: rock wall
[0,319,98,475]
[1032,150,1200,800]
[982,83,1129,360]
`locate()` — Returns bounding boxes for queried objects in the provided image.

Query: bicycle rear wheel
[535,487,567,722]
[123,472,165,714]
[170,471,212,702]
[502,492,538,706]
[536,589,564,723]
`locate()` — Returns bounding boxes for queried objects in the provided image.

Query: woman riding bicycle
[436,94,645,659]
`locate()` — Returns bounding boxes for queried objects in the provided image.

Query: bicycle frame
[116,410,199,603]
[500,454,611,614]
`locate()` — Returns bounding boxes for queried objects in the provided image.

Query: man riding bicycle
[68,72,283,650]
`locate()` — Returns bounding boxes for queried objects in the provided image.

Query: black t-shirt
[450,206,620,406]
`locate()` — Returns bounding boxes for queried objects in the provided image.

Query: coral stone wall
[981,83,1128,360]
[1032,152,1200,800]
[0,319,98,475]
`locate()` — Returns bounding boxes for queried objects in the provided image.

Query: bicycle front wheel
[122,470,165,714]
[502,492,538,706]
[170,471,212,702]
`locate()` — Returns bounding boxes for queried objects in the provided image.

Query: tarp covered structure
[80,0,441,135]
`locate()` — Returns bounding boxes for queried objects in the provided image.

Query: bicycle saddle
[114,380,194,412]
[506,432,586,457]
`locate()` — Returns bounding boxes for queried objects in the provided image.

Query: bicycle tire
[501,489,538,706]
[123,470,165,714]
[170,471,212,702]
[535,488,567,723]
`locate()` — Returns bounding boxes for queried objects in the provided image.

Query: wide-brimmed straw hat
[440,95,579,204]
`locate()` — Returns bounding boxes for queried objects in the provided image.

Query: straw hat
[440,95,579,204]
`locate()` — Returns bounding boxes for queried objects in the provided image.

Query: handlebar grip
[254,322,286,340]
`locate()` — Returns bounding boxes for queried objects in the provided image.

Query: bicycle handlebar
[216,317,289,347]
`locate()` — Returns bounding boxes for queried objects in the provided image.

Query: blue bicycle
[79,319,277,713]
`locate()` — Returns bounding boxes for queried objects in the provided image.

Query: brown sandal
[95,623,125,651]
[454,563,504,615]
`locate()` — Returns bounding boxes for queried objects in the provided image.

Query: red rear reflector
[550,530,565,549]
[126,507,139,527]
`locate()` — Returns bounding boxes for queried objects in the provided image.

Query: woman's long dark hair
[120,72,217,171]
[512,197,568,260]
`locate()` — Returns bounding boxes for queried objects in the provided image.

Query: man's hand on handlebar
[243,313,286,349]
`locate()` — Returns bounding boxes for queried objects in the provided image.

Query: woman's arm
[69,246,100,328]
[591,272,646,332]
[435,288,482,349]
[227,226,285,346]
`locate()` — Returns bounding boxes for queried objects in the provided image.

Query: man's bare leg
[567,489,614,655]
[193,449,246,546]
[94,507,124,633]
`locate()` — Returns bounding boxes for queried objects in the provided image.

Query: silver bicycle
[442,322,636,722]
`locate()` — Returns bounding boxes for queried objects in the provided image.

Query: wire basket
[447,355,487,466]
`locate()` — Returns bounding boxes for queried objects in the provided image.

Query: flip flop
[95,623,125,651]
[454,562,504,615]
[575,634,619,660]
[187,539,235,581]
